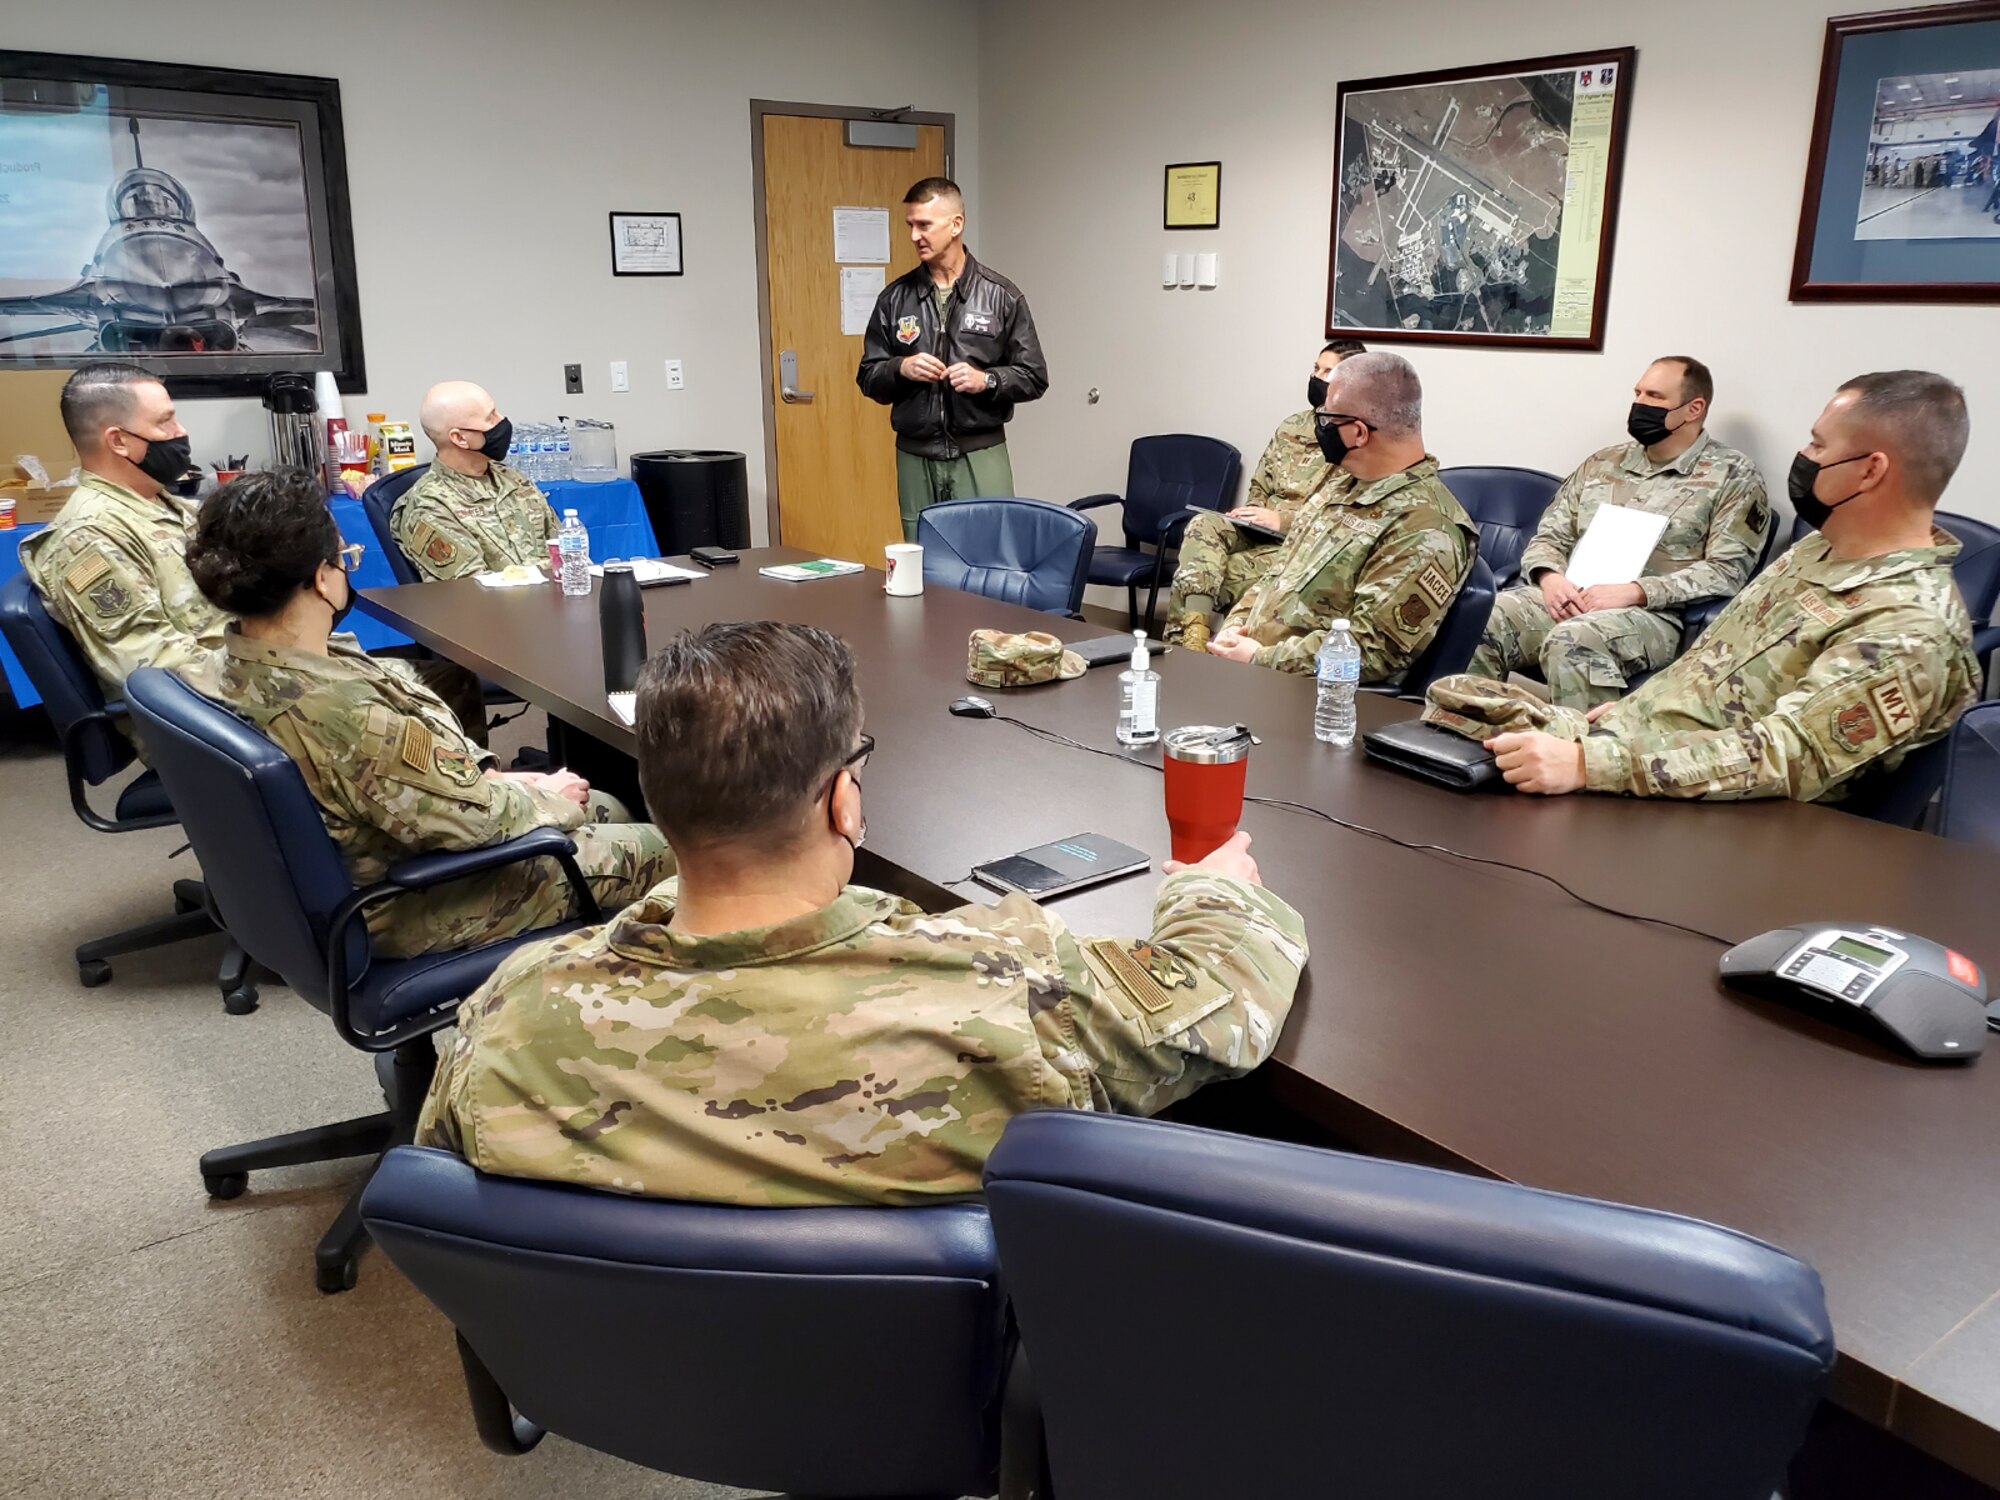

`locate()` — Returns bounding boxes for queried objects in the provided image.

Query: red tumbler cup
[1162,724,1253,863]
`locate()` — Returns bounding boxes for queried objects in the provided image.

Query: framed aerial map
[0,50,364,396]
[1790,2,2000,302]
[1327,48,1637,350]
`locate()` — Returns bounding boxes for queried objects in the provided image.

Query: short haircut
[1328,350,1422,439]
[60,362,162,447]
[903,176,963,209]
[1837,370,1970,504]
[635,621,864,851]
[186,468,341,618]
[1656,355,1714,409]
[1323,338,1368,359]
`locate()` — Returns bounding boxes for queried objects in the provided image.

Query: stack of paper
[591,558,706,584]
[1565,504,1669,589]
[759,559,866,582]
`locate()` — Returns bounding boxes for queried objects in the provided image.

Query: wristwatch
[983,372,997,392]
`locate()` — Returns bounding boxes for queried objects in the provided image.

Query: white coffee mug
[885,542,924,596]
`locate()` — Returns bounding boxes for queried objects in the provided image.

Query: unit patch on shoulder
[63,550,111,594]
[433,744,482,788]
[1394,592,1432,635]
[398,718,436,775]
[1415,562,1454,608]
[1747,496,1771,535]
[1833,702,1878,750]
[87,578,130,617]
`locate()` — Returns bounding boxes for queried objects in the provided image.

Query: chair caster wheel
[316,1258,359,1294]
[78,959,112,988]
[203,1172,247,1200]
[223,986,259,1016]
[174,894,201,915]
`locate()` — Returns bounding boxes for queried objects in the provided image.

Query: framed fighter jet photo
[1327,47,1637,350]
[0,52,365,396]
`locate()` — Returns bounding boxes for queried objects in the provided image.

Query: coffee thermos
[599,564,646,693]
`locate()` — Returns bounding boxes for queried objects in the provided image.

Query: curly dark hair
[186,468,341,619]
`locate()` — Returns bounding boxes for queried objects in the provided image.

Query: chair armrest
[383,826,582,893]
[1156,506,1213,548]
[61,702,177,834]
[1973,623,2000,662]
[1066,494,1122,513]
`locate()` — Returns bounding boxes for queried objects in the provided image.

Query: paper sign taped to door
[841,266,885,335]
[832,206,890,264]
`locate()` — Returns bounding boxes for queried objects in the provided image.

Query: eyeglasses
[336,541,366,573]
[1315,411,1377,436]
[823,732,874,800]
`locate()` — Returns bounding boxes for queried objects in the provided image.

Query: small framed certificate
[609,211,684,276]
[1164,161,1221,230]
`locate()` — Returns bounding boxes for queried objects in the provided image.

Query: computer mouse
[949,696,997,718]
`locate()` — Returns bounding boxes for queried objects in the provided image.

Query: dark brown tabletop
[362,548,2000,1484]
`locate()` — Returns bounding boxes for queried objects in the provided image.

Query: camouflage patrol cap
[966,629,1087,688]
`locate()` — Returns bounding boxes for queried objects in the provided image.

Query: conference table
[361,547,2000,1488]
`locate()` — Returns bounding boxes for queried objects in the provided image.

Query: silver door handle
[780,349,815,404]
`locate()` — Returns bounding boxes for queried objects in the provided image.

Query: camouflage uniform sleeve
[1517,466,1586,582]
[1249,509,1469,680]
[1038,871,1308,1115]
[337,700,579,849]
[33,522,214,686]
[415,934,560,1153]
[394,495,486,581]
[1581,611,1974,801]
[1243,423,1290,511]
[1636,466,1772,611]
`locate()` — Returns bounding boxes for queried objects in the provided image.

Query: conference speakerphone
[1719,923,1992,1061]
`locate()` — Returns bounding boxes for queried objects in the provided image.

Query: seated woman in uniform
[178,467,674,958]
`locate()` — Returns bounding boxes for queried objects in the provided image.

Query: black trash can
[630,450,752,555]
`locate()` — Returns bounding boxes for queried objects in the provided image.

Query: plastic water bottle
[527,423,548,482]
[1314,619,1362,746]
[554,421,573,482]
[558,508,592,596]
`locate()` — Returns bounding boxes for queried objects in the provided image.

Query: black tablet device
[1227,515,1285,543]
[1069,634,1170,669]
[971,833,1151,898]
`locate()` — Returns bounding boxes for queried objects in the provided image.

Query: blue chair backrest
[360,464,431,587]
[1399,553,1497,694]
[918,496,1095,614]
[1116,434,1241,548]
[1938,702,2000,845]
[986,1111,1833,1500]
[0,570,136,786]
[361,1145,1004,1499]
[124,667,364,1009]
[1437,466,1562,589]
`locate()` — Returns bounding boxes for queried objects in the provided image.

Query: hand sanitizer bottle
[1116,629,1161,747]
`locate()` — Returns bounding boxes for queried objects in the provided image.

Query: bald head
[419,381,498,446]
[1323,351,1423,440]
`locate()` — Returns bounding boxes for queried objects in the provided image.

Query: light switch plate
[609,360,629,393]
[664,359,684,390]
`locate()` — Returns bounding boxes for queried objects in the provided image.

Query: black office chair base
[200,1036,437,1294]
[75,878,265,1014]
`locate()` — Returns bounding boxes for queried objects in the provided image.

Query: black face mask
[1306,375,1329,411]
[318,567,354,630]
[1788,451,1869,531]
[129,432,192,487]
[1316,414,1367,468]
[475,417,512,463]
[1626,401,1685,448]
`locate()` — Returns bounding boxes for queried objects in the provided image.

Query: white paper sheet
[475,565,547,589]
[608,691,636,727]
[832,206,890,264]
[1564,503,1670,589]
[840,266,886,335]
[589,558,706,584]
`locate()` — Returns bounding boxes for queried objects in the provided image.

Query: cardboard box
[0,370,80,526]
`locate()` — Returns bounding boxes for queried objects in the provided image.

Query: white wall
[10,0,981,545]
[977,0,2000,550]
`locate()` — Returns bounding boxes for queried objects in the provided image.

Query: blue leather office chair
[1068,435,1242,630]
[1939,702,2000,844]
[986,1111,1834,1500]
[0,572,257,1012]
[124,666,602,1293]
[362,1146,1008,1498]
[919,497,1095,616]
[358,463,430,585]
[1363,553,1498,699]
[1786,508,2000,671]
[1437,465,1562,589]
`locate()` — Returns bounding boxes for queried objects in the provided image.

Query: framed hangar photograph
[1327,47,1636,350]
[1790,2,2000,302]
[0,50,364,396]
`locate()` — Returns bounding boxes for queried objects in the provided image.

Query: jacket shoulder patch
[63,550,111,594]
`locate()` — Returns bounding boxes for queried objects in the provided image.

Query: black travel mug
[599,565,646,692]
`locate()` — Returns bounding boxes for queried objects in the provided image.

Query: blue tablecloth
[1,476,652,709]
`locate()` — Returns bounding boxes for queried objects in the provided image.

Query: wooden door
[762,115,947,563]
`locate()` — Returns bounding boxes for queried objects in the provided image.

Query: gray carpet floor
[0,711,767,1499]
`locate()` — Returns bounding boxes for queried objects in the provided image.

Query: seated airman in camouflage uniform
[1428,372,1977,803]
[21,365,227,754]
[417,620,1309,1206]
[178,469,673,958]
[390,380,557,582]
[1467,356,1772,709]
[1204,351,1477,683]
[1163,338,1366,652]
